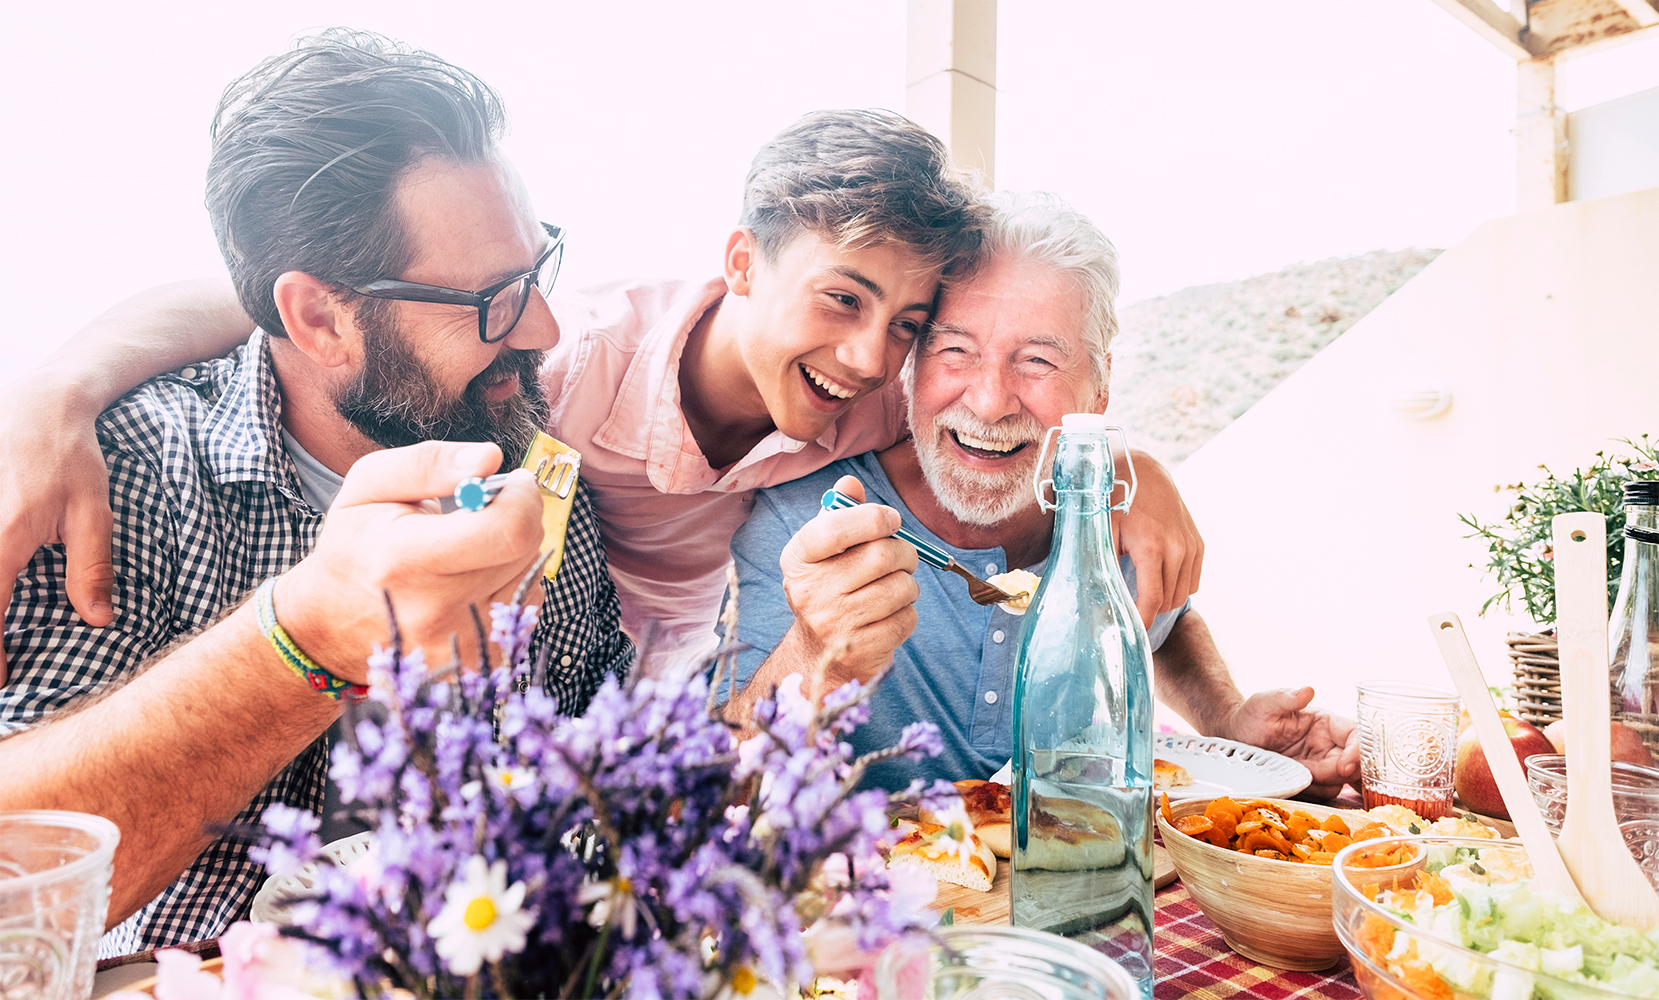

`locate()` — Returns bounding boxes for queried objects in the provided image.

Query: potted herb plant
[1459,436,1659,725]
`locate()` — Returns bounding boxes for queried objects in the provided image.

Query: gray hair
[975,192,1121,389]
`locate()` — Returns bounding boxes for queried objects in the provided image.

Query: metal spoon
[1553,511,1659,929]
[1429,612,1583,905]
[820,489,1018,607]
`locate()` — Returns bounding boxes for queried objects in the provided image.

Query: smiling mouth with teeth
[800,363,859,402]
[950,430,1031,460]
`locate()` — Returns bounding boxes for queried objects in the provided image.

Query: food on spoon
[920,780,1012,858]
[987,569,1040,614]
[1152,758,1193,791]
[1453,714,1556,819]
[886,820,996,892]
[1353,842,1659,997]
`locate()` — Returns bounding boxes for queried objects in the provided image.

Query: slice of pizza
[886,820,997,892]
[920,780,1013,859]
[1152,757,1194,792]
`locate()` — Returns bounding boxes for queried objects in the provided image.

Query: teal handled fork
[821,488,1017,606]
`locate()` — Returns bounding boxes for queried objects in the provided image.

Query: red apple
[1541,719,1655,767]
[1455,715,1557,819]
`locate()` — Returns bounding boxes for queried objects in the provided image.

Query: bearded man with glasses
[0,31,631,955]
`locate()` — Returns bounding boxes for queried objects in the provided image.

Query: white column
[1516,57,1569,211]
[906,0,998,186]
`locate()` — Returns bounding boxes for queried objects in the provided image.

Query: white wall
[1166,187,1659,728]
[1569,85,1659,202]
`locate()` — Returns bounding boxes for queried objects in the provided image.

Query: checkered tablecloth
[1154,880,1362,999]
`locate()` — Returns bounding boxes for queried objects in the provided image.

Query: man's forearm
[0,603,337,926]
[1150,612,1244,738]
[37,278,255,416]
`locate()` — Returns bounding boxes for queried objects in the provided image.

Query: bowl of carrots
[1156,795,1421,971]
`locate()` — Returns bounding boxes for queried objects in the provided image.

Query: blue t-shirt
[726,451,1189,791]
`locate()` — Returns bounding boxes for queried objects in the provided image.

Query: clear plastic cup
[1356,682,1460,820]
[0,811,120,1000]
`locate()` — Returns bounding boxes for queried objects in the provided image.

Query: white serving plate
[249,832,372,924]
[987,734,1311,801]
[1153,734,1311,801]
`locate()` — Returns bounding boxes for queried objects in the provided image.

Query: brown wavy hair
[204,29,506,338]
[740,109,989,280]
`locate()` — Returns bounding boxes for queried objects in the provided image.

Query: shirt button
[985,562,998,576]
[179,367,197,380]
[984,690,998,705]
[559,655,573,667]
[992,629,1006,643]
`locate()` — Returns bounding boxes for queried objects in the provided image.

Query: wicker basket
[1508,631,1561,726]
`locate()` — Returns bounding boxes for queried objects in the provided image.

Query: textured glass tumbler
[1356,682,1460,820]
[0,811,120,1000]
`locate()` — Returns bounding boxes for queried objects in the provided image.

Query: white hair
[971,191,1121,390]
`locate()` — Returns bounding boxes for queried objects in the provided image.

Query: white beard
[908,397,1043,527]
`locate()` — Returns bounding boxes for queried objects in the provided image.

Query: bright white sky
[1,1,1656,372]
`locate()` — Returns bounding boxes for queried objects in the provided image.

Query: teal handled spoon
[821,488,1018,607]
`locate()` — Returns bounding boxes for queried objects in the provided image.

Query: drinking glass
[1356,681,1461,820]
[0,811,120,1000]
[873,924,1141,1000]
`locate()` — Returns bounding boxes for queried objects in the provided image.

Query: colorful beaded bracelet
[254,578,368,700]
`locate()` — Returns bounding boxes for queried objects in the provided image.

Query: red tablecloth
[1154,880,1362,999]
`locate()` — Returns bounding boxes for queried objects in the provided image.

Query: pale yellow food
[1152,758,1194,791]
[886,820,997,892]
[988,569,1041,614]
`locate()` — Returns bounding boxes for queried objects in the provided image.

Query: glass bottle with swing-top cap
[1010,412,1155,999]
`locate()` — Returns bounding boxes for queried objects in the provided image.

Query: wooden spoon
[1553,511,1659,929]
[1429,612,1583,905]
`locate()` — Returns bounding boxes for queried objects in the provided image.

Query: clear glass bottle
[1011,413,1155,999]
[1610,480,1659,760]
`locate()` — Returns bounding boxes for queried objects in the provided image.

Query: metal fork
[820,489,1018,607]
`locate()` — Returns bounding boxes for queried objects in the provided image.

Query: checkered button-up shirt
[1,331,633,956]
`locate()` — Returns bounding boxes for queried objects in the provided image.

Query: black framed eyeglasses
[349,223,565,344]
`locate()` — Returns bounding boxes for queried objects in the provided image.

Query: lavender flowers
[252,596,950,999]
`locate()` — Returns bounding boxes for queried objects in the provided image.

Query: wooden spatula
[1553,511,1659,929]
[1429,612,1583,905]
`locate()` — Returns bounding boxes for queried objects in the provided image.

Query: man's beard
[908,395,1043,527]
[333,312,547,470]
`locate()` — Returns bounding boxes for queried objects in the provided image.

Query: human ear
[724,228,759,297]
[272,271,354,369]
[1093,353,1113,413]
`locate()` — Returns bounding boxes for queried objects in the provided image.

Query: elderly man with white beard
[721,193,1361,798]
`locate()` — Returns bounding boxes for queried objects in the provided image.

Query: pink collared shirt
[543,277,907,671]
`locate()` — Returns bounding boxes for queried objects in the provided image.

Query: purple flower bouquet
[248,594,953,999]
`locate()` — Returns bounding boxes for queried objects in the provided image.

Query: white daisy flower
[577,875,639,939]
[928,802,978,868]
[427,856,536,976]
[484,764,537,801]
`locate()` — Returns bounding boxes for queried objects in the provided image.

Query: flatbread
[887,821,997,892]
[1152,757,1194,791]
[921,780,1013,858]
[1022,792,1126,871]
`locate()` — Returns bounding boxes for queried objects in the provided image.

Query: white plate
[1153,734,1311,801]
[249,832,372,924]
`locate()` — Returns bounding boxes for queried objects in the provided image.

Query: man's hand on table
[1221,686,1362,800]
[770,474,919,696]
[275,441,549,681]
